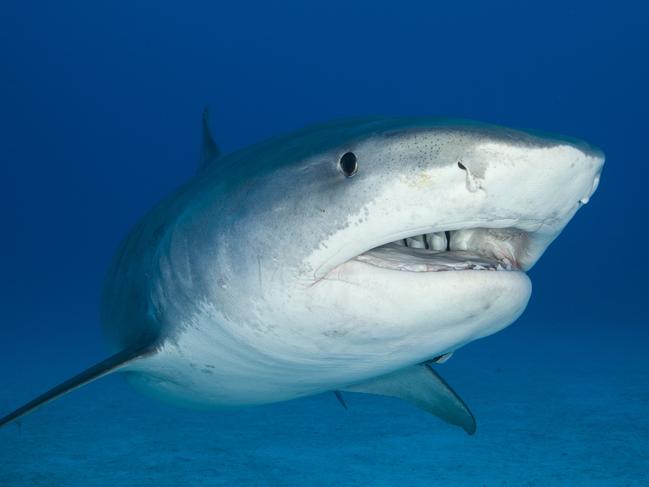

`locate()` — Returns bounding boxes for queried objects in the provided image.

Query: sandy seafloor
[1,322,647,487]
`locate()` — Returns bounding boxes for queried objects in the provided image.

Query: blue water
[1,1,647,485]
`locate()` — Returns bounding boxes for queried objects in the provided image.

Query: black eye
[339,152,358,177]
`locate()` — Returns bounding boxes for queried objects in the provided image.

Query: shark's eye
[340,152,358,177]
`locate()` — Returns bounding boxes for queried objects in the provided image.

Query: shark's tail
[0,344,155,429]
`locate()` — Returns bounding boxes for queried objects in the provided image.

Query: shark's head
[151,117,604,394]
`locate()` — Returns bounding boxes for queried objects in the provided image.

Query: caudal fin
[0,345,154,428]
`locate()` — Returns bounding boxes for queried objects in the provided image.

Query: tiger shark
[0,111,604,434]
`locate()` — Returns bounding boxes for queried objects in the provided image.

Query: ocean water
[1,1,647,486]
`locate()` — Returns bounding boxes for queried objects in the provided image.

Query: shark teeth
[406,235,426,249]
[426,232,447,251]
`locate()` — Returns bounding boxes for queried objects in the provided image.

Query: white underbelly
[119,271,529,407]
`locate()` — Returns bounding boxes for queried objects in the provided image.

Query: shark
[0,111,604,434]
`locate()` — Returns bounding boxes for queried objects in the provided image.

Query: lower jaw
[317,258,532,370]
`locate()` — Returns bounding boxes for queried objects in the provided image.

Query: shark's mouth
[353,227,528,273]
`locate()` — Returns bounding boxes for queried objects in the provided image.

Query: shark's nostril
[457,161,467,171]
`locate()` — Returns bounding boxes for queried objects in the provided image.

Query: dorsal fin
[198,106,220,171]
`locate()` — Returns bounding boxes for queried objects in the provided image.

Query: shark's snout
[557,140,605,203]
[464,139,604,270]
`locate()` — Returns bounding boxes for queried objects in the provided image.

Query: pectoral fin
[343,364,476,434]
[0,344,155,429]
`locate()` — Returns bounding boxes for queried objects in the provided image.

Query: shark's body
[1,113,604,434]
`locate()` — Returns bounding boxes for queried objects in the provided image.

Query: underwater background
[1,1,647,485]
